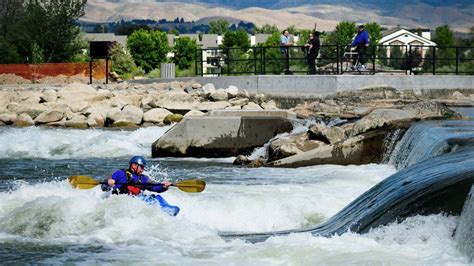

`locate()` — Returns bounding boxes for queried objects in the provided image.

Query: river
[0,112,472,264]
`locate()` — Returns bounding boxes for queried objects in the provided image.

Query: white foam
[0,126,171,159]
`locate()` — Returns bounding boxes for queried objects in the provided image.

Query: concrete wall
[134,75,473,99]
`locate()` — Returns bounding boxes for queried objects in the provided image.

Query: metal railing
[195,44,474,76]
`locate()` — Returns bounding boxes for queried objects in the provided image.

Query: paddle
[68,175,206,193]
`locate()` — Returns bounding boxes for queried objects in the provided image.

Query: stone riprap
[0,81,277,128]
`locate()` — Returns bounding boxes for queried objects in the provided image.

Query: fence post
[405,45,409,75]
[432,47,436,75]
[227,49,230,76]
[336,45,340,74]
[195,49,198,76]
[262,47,266,74]
[200,49,204,77]
[253,47,257,75]
[89,60,93,84]
[455,47,459,75]
[160,63,175,78]
[372,45,376,75]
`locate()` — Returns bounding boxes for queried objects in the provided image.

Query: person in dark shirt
[304,31,321,74]
[351,24,370,70]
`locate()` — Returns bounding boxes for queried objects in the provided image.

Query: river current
[0,114,472,264]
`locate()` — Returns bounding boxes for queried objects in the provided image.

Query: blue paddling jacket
[101,169,167,195]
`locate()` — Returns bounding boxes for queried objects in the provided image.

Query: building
[379,28,436,58]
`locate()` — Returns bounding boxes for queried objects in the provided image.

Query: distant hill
[83,0,474,33]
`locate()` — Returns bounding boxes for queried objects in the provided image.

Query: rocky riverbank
[0,79,471,168]
[0,81,276,128]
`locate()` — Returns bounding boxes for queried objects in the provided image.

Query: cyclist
[351,24,370,71]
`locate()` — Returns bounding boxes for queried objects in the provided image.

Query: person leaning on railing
[351,24,370,70]
[280,29,294,75]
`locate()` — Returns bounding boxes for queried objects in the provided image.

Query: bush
[109,43,142,79]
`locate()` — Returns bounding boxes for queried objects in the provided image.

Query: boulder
[261,100,278,110]
[35,110,64,124]
[243,102,263,110]
[233,155,251,165]
[210,89,229,101]
[13,113,34,127]
[0,112,17,124]
[164,113,184,124]
[225,85,239,98]
[152,116,293,157]
[268,132,324,162]
[107,105,143,126]
[184,110,206,117]
[143,108,173,124]
[268,129,390,167]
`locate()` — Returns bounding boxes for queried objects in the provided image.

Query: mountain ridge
[83,0,474,33]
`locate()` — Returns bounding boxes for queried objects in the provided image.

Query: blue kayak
[139,194,180,216]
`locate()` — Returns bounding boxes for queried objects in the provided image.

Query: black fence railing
[195,44,474,76]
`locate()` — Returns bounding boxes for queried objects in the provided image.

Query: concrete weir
[152,110,295,157]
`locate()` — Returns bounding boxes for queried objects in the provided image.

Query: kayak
[139,194,180,216]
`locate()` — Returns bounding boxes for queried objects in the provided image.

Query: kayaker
[101,156,180,216]
[101,156,172,195]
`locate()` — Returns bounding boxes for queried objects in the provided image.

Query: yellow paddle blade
[69,175,100,189]
[174,179,206,193]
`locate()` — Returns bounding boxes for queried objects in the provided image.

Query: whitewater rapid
[0,125,471,264]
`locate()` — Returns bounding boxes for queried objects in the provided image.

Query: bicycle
[341,45,365,73]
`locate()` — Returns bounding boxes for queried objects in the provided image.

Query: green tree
[260,32,283,74]
[0,0,25,37]
[0,36,20,63]
[127,29,169,73]
[93,24,108,33]
[252,24,279,34]
[8,0,86,63]
[222,28,250,48]
[389,46,403,69]
[334,21,356,46]
[209,19,229,35]
[30,41,44,64]
[109,43,142,79]
[16,0,86,62]
[173,36,198,69]
[433,25,456,67]
[365,22,382,45]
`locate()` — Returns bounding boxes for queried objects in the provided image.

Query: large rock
[107,105,143,126]
[268,132,324,162]
[35,110,64,124]
[351,102,455,136]
[152,116,293,157]
[268,129,390,167]
[13,113,34,127]
[143,108,173,124]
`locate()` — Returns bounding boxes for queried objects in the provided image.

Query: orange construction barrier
[0,60,109,82]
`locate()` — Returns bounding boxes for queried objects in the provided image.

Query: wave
[0,126,171,159]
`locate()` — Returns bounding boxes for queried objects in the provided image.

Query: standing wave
[0,126,171,159]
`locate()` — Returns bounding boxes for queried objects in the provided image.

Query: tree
[222,28,250,49]
[8,0,87,63]
[433,25,456,67]
[127,29,169,73]
[93,24,108,33]
[252,24,279,34]
[335,21,356,46]
[109,43,142,79]
[0,36,20,63]
[0,0,25,37]
[365,22,382,45]
[173,36,198,69]
[260,32,283,74]
[209,19,229,35]
[434,25,455,46]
